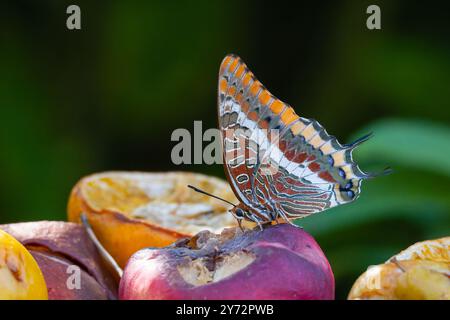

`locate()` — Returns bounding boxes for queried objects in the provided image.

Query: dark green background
[1,1,449,299]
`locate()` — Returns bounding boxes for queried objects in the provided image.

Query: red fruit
[119,224,334,300]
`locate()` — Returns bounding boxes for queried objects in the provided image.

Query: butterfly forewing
[218,54,368,222]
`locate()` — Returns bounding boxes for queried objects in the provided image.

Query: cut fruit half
[68,171,244,267]
[0,229,48,300]
[348,237,450,300]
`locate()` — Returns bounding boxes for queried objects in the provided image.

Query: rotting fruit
[348,237,449,300]
[68,171,253,267]
[119,224,335,300]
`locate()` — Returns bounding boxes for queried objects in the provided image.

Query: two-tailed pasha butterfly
[190,54,389,229]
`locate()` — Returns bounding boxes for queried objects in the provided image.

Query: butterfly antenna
[366,166,393,179]
[187,185,237,207]
[345,132,373,149]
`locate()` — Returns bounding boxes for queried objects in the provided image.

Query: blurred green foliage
[299,119,450,296]
[0,1,449,299]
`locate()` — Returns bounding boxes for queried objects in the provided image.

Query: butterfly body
[218,54,374,226]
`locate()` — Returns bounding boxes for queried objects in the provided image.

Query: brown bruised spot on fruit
[68,172,249,267]
[5,251,25,282]
[180,228,243,250]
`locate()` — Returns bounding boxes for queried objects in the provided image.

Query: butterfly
[190,54,388,229]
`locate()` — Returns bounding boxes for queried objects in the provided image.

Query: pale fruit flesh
[348,237,450,300]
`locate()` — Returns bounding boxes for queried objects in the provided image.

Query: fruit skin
[0,229,48,300]
[68,171,239,267]
[30,251,113,300]
[348,237,449,300]
[119,224,335,300]
[0,221,117,300]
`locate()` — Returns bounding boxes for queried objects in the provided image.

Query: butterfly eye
[235,208,245,218]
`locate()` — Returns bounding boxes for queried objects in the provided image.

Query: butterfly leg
[237,218,244,232]
[256,220,264,231]
[276,207,301,228]
[245,212,264,231]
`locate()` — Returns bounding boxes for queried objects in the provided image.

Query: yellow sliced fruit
[0,229,48,300]
[395,262,450,300]
[348,237,450,300]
